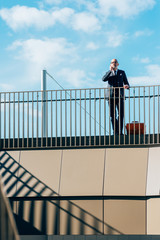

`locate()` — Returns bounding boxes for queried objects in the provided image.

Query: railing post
[41,70,46,138]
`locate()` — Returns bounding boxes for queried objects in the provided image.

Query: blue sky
[0,0,160,92]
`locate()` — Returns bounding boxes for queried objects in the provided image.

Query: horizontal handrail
[0,84,160,94]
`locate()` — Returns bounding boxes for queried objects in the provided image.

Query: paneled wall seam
[145,148,149,234]
[58,150,63,195]
[102,149,106,235]
[146,199,147,234]
[102,149,106,196]
[145,148,149,196]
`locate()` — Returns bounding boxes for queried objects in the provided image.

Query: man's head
[110,59,119,70]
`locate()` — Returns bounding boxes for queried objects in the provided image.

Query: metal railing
[0,176,20,240]
[0,85,159,149]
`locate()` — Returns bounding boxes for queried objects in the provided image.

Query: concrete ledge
[20,235,160,240]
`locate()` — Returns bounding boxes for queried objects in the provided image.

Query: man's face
[111,59,119,68]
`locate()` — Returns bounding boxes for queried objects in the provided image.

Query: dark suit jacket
[102,69,130,98]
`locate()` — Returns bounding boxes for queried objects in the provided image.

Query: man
[102,59,130,135]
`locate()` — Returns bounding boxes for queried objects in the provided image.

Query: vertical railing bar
[55,91,58,147]
[133,87,135,145]
[123,88,125,145]
[13,93,15,148]
[22,92,25,148]
[41,91,43,148]
[109,88,111,146]
[153,86,155,144]
[4,93,6,149]
[60,91,62,147]
[119,88,120,145]
[99,89,101,146]
[27,92,29,148]
[80,90,82,147]
[148,87,150,144]
[104,88,106,146]
[158,86,160,144]
[18,92,20,148]
[139,87,140,145]
[128,88,130,145]
[8,93,10,148]
[75,90,77,146]
[114,88,115,145]
[46,91,48,147]
[84,90,86,146]
[32,91,34,148]
[36,92,39,148]
[143,87,146,145]
[70,90,72,147]
[0,94,1,142]
[51,91,53,147]
[94,89,96,146]
[89,89,91,146]
[65,90,67,147]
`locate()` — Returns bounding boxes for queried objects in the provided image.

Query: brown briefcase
[126,121,146,135]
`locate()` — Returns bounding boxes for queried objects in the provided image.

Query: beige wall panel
[60,200,103,235]
[6,151,20,162]
[19,150,62,196]
[147,198,160,234]
[60,149,105,196]
[0,151,21,197]
[146,147,160,196]
[104,200,146,234]
[104,148,148,196]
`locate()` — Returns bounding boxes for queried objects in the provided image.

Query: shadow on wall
[0,151,57,197]
[0,151,122,235]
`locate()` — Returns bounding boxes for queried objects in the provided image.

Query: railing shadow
[0,175,20,240]
[0,151,123,235]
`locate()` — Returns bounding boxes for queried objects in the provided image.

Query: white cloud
[8,38,76,68]
[58,68,86,87]
[129,64,160,86]
[57,67,97,88]
[0,5,74,31]
[45,0,62,4]
[52,8,74,24]
[132,56,150,64]
[5,38,80,90]
[140,58,150,64]
[71,12,101,32]
[0,6,53,30]
[86,42,99,50]
[106,30,128,47]
[98,0,155,18]
[134,29,153,37]
[0,5,100,33]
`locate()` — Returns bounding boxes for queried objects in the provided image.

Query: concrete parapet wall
[1,147,156,197]
[1,146,160,235]
[11,198,146,235]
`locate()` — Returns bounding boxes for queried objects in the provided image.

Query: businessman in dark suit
[102,59,130,135]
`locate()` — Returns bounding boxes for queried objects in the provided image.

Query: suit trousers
[108,96,124,134]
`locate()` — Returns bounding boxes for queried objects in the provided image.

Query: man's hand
[110,64,114,71]
[110,64,117,71]
[124,85,129,89]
